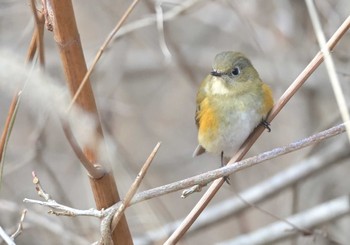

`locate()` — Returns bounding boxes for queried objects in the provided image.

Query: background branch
[220,195,350,245]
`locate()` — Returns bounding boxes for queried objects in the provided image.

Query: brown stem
[48,0,133,244]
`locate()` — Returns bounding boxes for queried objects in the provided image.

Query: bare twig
[155,1,172,62]
[60,119,105,178]
[67,0,141,112]
[23,198,105,217]
[1,200,89,244]
[111,142,161,229]
[165,16,350,244]
[24,172,105,218]
[99,142,161,244]
[305,1,350,141]
[10,209,27,240]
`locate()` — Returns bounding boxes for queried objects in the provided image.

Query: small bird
[193,51,274,162]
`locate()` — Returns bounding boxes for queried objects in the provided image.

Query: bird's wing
[195,75,209,128]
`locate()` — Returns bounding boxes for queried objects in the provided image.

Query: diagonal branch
[100,143,161,244]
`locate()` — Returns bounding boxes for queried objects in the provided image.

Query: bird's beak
[210,70,222,77]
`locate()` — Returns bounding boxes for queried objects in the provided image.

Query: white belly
[210,109,262,157]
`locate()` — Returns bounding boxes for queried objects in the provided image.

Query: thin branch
[23,198,104,217]
[99,142,161,244]
[1,200,89,244]
[23,172,105,218]
[220,195,350,245]
[165,16,350,244]
[305,0,350,141]
[67,0,141,112]
[155,1,172,62]
[60,119,105,178]
[111,142,161,229]
[10,209,27,240]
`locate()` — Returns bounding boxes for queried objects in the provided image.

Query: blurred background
[1,0,350,244]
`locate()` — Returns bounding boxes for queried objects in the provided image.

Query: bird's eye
[231,66,240,76]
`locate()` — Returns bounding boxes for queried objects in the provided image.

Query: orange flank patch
[198,98,219,142]
[261,83,274,115]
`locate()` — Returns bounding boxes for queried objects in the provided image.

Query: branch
[23,198,104,218]
[23,172,104,218]
[60,119,105,178]
[0,199,89,244]
[10,209,27,240]
[99,142,161,244]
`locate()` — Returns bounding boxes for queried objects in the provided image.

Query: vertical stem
[49,0,133,244]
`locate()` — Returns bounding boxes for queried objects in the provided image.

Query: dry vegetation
[0,0,350,244]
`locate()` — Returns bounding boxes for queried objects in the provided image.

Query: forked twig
[10,209,27,240]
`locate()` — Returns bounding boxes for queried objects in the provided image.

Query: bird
[193,51,274,165]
